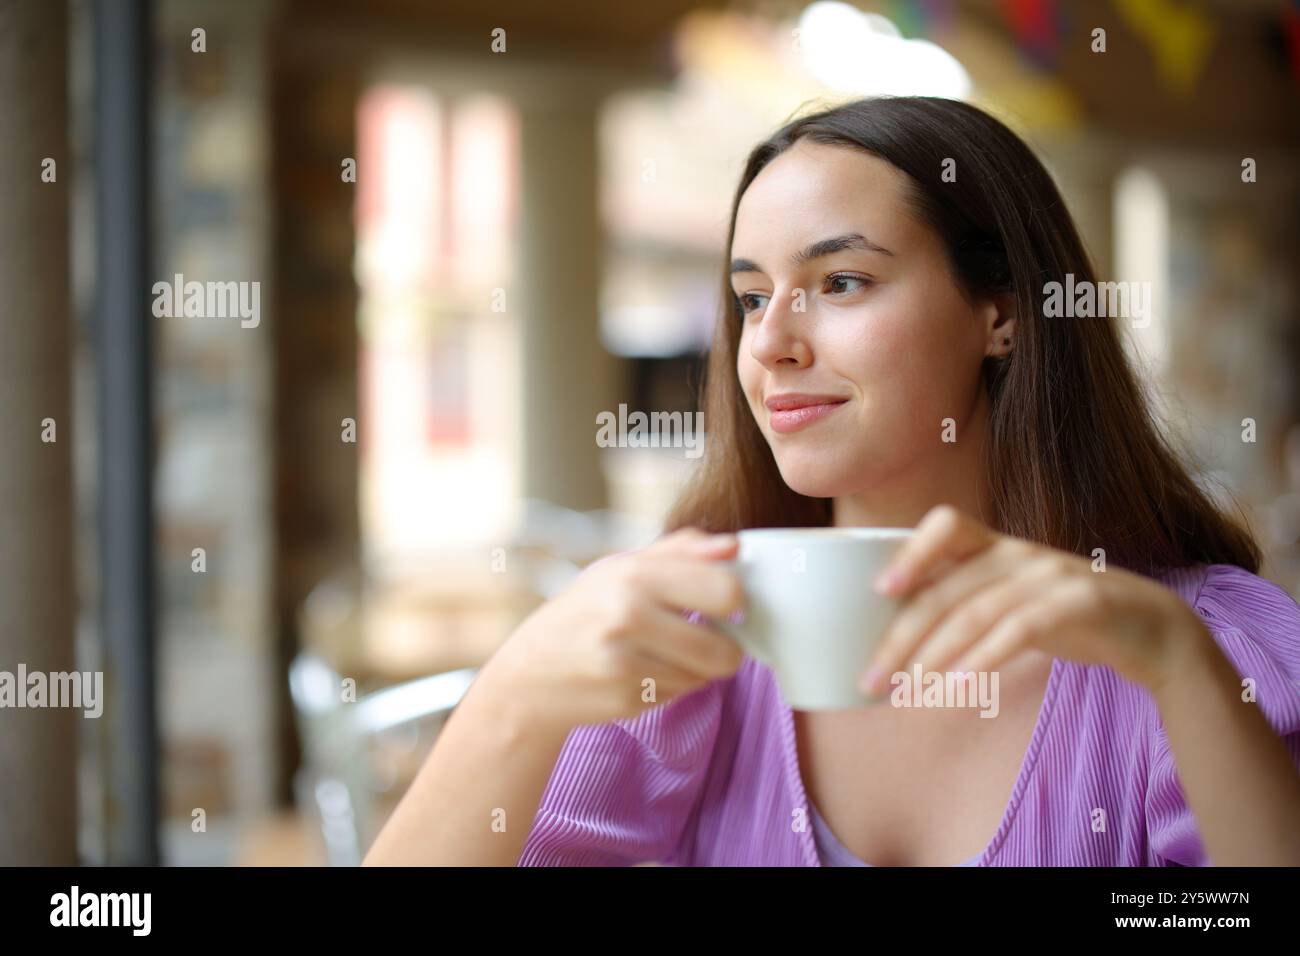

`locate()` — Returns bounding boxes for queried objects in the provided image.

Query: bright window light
[796,1,972,99]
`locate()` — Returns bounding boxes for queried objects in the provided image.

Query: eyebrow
[730,232,894,275]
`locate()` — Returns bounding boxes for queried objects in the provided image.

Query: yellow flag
[1113,0,1217,95]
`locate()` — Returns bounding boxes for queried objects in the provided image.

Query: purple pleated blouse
[517,562,1300,866]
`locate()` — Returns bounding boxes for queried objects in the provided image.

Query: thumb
[692,532,738,556]
[656,528,738,558]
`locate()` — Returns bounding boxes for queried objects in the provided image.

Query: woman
[365,96,1300,866]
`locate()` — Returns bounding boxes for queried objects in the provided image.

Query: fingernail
[859,665,886,694]
[875,568,904,594]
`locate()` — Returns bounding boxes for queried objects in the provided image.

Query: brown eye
[826,273,871,295]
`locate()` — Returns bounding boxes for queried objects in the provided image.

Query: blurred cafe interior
[2,0,1299,865]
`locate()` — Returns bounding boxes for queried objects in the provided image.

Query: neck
[832,387,995,529]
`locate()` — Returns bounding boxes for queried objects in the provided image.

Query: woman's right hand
[483,528,748,732]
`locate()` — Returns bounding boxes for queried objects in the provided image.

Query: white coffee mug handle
[711,559,774,666]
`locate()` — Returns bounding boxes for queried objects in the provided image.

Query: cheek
[884,280,979,366]
[841,286,983,420]
[737,335,763,397]
[829,295,934,395]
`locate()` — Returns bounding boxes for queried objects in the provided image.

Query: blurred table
[234,810,328,866]
[300,560,546,687]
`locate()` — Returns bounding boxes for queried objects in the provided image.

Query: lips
[764,393,849,434]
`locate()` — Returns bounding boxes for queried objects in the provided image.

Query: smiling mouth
[767,399,848,434]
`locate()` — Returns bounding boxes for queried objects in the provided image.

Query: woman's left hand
[859,504,1215,698]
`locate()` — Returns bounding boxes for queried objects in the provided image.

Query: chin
[772,455,862,499]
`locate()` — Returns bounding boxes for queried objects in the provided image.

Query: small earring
[1002,337,1011,346]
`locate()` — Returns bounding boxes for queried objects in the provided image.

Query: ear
[981,291,1016,358]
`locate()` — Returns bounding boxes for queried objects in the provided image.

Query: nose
[748,285,811,369]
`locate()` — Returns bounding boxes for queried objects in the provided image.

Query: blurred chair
[288,650,477,866]
[514,496,611,559]
[288,497,620,864]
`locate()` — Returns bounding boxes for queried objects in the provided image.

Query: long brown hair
[665,96,1261,576]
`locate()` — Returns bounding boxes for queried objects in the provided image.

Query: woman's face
[730,140,1002,501]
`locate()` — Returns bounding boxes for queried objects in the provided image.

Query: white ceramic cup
[712,527,913,710]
